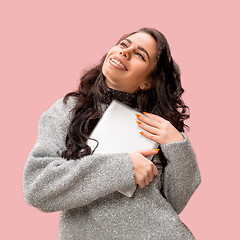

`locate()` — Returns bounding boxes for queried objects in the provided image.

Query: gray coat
[23,97,201,240]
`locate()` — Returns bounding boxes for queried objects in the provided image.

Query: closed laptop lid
[87,100,158,154]
[87,100,159,197]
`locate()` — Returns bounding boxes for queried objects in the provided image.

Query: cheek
[132,62,150,77]
[103,48,117,66]
[107,46,118,56]
[103,51,112,69]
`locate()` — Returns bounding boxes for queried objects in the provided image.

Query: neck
[99,79,139,109]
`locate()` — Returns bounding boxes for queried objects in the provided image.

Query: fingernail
[139,132,144,135]
[135,113,141,117]
[154,149,160,152]
[136,120,141,125]
[143,112,148,115]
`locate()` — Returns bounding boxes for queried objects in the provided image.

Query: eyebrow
[124,38,150,60]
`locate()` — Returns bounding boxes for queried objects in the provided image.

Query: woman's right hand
[130,149,159,189]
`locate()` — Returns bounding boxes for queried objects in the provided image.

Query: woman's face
[102,32,157,93]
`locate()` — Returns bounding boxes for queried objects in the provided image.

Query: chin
[102,66,119,84]
[104,76,118,89]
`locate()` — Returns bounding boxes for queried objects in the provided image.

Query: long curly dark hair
[62,28,190,167]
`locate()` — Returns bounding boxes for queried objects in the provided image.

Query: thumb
[137,149,159,157]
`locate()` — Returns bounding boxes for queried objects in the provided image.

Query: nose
[119,46,134,60]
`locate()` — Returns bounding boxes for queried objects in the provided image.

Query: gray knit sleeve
[160,132,201,214]
[22,97,135,213]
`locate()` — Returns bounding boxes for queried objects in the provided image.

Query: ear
[140,80,152,91]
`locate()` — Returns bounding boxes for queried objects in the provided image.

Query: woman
[23,28,201,239]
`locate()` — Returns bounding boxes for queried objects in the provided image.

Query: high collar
[102,86,139,109]
[96,73,140,109]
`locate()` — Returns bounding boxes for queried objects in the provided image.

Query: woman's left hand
[136,112,184,145]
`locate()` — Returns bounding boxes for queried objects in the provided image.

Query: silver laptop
[87,100,159,197]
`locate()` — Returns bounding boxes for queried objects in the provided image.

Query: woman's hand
[130,149,159,189]
[135,113,184,145]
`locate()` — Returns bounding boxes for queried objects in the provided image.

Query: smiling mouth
[109,58,127,71]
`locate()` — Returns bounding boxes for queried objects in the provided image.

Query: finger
[143,112,167,123]
[144,177,150,186]
[144,173,151,186]
[136,113,161,128]
[137,120,159,135]
[152,165,158,176]
[137,149,159,157]
[148,171,154,182]
[138,181,145,189]
[139,130,161,144]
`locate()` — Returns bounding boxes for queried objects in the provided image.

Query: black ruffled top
[102,87,139,109]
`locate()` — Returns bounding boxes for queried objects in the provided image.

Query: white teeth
[111,58,126,70]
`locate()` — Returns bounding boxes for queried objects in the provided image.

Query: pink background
[1,0,239,239]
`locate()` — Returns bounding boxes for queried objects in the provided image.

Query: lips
[109,56,128,71]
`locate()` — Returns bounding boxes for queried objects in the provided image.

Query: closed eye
[120,42,127,48]
[135,52,145,61]
[120,42,145,61]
